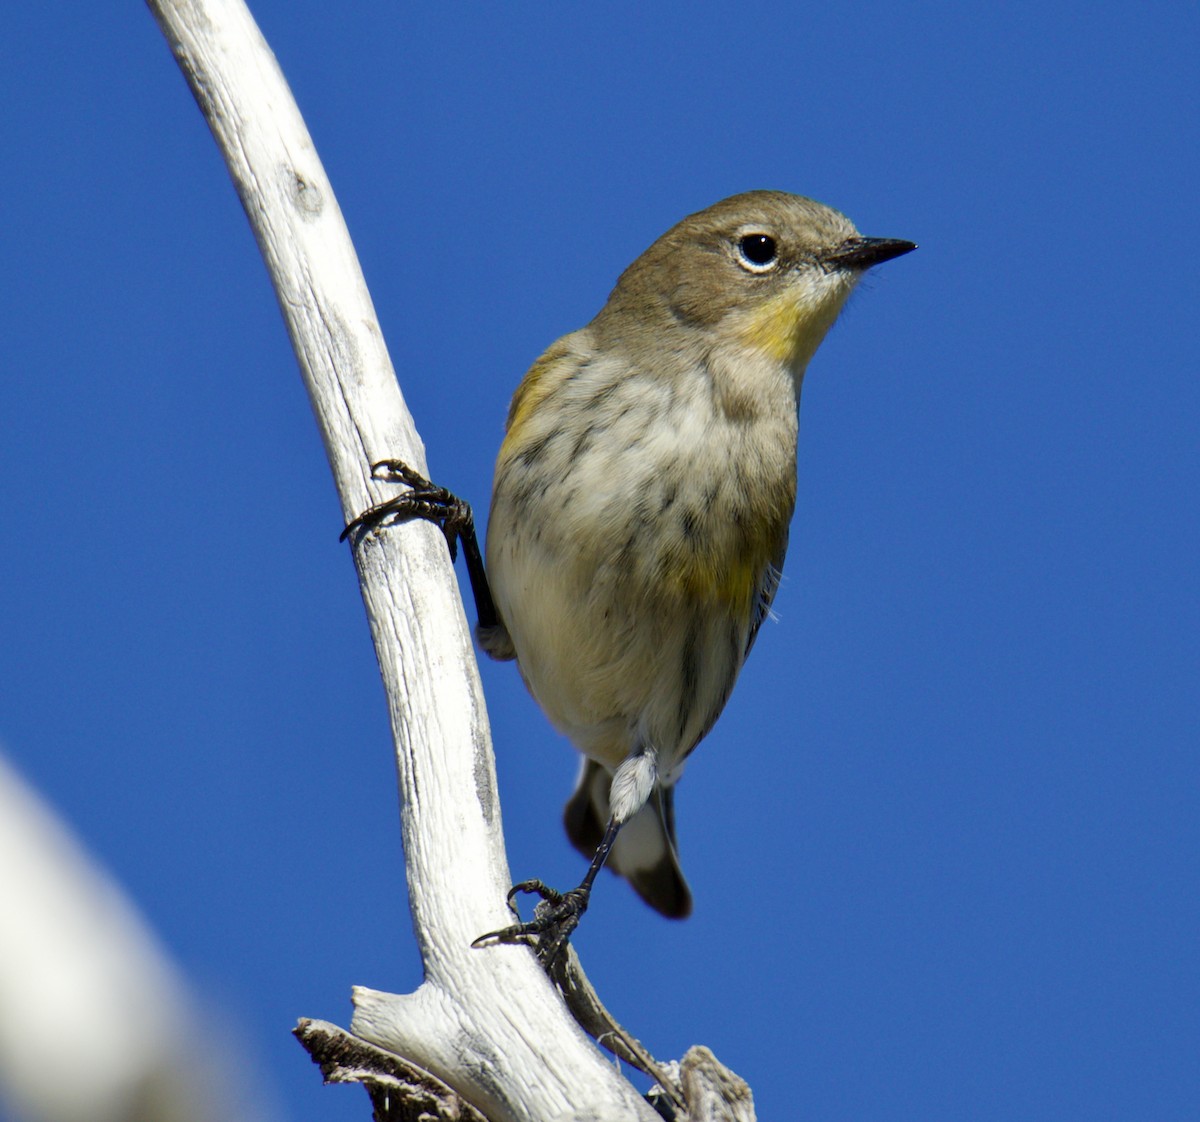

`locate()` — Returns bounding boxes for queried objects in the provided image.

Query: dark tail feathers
[562,759,692,919]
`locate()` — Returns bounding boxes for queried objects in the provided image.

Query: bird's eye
[737,233,778,271]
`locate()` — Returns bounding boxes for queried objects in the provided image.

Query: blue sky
[2,2,1197,1119]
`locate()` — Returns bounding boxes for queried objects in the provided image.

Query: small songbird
[347,191,915,960]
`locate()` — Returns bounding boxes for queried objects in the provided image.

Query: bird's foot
[472,879,591,968]
[340,459,474,561]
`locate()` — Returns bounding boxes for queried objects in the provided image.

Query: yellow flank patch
[737,287,847,369]
[504,339,571,444]
[672,552,763,616]
[667,512,786,616]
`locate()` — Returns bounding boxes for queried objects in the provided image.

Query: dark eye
[737,233,778,269]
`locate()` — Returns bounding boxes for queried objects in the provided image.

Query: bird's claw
[472,880,591,968]
[341,459,474,560]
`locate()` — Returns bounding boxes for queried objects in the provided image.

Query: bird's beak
[824,236,917,270]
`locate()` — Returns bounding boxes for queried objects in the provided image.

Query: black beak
[824,236,917,271]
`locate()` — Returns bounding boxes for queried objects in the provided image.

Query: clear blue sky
[2,3,1196,1119]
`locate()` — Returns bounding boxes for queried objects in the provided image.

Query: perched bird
[347,191,915,959]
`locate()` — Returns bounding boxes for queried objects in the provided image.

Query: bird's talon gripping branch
[341,460,502,635]
[473,881,592,968]
[340,460,470,558]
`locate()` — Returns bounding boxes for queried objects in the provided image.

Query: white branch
[145,2,657,1119]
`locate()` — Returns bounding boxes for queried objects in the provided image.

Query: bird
[345,191,915,961]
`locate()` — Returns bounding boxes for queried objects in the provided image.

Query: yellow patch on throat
[736,283,852,371]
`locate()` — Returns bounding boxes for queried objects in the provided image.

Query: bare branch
[294,1020,488,1122]
[145,0,659,1118]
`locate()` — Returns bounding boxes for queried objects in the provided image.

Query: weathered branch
[144,1,657,1119]
[146,2,755,1119]
[295,1020,489,1122]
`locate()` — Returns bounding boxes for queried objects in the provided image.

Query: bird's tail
[562,758,692,919]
